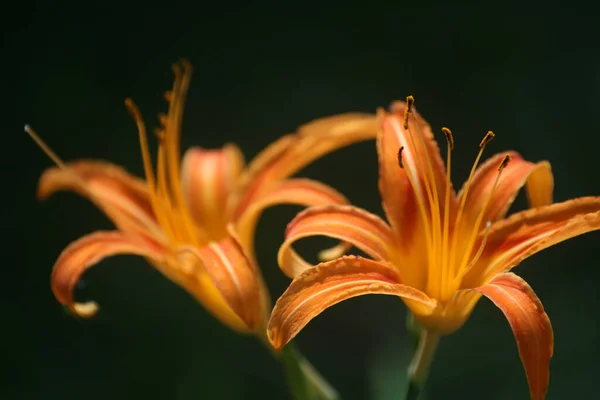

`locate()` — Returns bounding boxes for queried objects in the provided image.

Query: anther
[158,113,168,127]
[164,91,173,102]
[403,95,415,129]
[153,128,166,141]
[442,127,454,150]
[479,131,495,148]
[498,154,511,171]
[397,146,405,169]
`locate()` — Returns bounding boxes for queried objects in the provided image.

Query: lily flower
[27,60,378,334]
[267,96,600,399]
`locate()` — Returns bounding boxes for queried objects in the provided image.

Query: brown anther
[479,131,495,148]
[403,95,415,129]
[498,154,512,171]
[153,128,166,141]
[163,91,173,102]
[397,146,405,168]
[158,113,168,127]
[442,127,454,150]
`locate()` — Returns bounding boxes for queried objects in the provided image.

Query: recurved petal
[267,256,436,350]
[231,113,378,220]
[459,152,554,223]
[378,105,455,242]
[234,178,351,258]
[51,231,165,317]
[183,230,264,331]
[473,196,600,280]
[475,273,553,400]
[38,161,164,240]
[181,144,246,238]
[277,205,397,278]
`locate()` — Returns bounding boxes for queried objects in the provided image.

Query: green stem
[256,333,338,400]
[405,330,439,400]
[279,343,339,400]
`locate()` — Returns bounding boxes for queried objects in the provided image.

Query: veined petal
[460,152,554,223]
[471,196,600,281]
[267,256,436,349]
[277,205,396,278]
[378,105,455,241]
[181,230,264,331]
[231,113,378,220]
[181,145,245,239]
[51,231,165,317]
[234,178,351,257]
[38,161,164,241]
[475,273,553,400]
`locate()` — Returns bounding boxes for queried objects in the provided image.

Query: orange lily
[28,60,378,334]
[268,97,600,399]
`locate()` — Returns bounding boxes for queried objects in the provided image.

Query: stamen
[440,127,454,300]
[25,125,68,170]
[441,127,454,150]
[479,131,495,148]
[449,130,496,276]
[456,154,511,278]
[397,146,405,169]
[498,154,511,171]
[453,221,492,284]
[403,95,414,129]
[405,99,443,299]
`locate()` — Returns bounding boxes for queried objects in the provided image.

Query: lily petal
[277,205,396,278]
[378,105,454,242]
[460,152,554,223]
[181,145,245,239]
[235,178,351,256]
[473,196,600,281]
[182,230,263,331]
[475,273,553,400]
[232,113,378,220]
[51,231,165,317]
[39,161,164,241]
[267,256,436,350]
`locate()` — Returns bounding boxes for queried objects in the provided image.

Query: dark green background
[5,1,599,399]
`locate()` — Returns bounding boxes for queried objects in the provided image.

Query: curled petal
[278,205,396,278]
[475,273,553,400]
[472,196,600,281]
[38,161,164,240]
[232,113,378,220]
[181,230,264,331]
[267,256,436,349]
[460,152,554,223]
[51,231,165,317]
[377,105,455,243]
[234,178,351,258]
[181,145,245,239]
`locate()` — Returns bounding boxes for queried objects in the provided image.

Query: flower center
[397,96,511,302]
[125,61,209,248]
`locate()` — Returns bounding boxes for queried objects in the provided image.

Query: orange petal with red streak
[377,105,454,241]
[38,161,164,240]
[51,231,165,317]
[267,256,436,349]
[474,196,600,281]
[234,178,351,258]
[186,231,263,331]
[476,273,553,400]
[181,145,245,239]
[232,113,378,219]
[278,205,396,278]
[459,152,554,223]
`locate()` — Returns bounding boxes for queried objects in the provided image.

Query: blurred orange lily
[28,60,377,334]
[268,97,600,399]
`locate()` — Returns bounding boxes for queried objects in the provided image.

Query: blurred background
[4,1,599,399]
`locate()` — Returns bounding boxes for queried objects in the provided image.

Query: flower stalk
[406,329,439,400]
